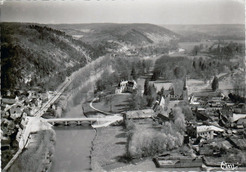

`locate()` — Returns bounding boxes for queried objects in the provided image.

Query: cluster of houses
[127,78,246,166]
[1,89,54,156]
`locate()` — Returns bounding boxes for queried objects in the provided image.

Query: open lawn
[92,94,131,113]
[91,126,127,171]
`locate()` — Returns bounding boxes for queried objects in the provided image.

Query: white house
[196,125,224,140]
[115,80,137,94]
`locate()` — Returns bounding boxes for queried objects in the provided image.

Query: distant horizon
[1,21,245,26]
[2,0,244,25]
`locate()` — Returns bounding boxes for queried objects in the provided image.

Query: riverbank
[8,120,56,172]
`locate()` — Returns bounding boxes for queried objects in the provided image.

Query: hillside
[1,23,105,91]
[50,23,179,45]
[162,24,245,42]
[1,23,178,91]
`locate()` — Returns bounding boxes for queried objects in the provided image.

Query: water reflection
[50,126,95,172]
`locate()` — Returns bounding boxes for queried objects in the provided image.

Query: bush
[211,76,219,91]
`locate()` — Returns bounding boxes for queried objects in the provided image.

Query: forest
[1,23,108,91]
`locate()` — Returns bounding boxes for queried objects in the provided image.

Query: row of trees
[125,106,186,158]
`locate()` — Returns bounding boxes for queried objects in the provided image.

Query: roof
[192,91,224,98]
[2,98,16,105]
[236,118,246,125]
[157,113,169,121]
[197,125,224,133]
[228,137,246,150]
[232,113,246,122]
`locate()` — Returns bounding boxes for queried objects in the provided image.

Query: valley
[1,22,245,172]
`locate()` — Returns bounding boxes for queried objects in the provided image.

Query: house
[16,128,23,143]
[2,95,17,105]
[235,118,246,129]
[115,80,137,94]
[196,125,224,140]
[123,109,154,120]
[27,90,37,99]
[178,48,185,52]
[153,96,166,109]
[156,113,169,124]
[231,113,246,122]
[190,91,224,105]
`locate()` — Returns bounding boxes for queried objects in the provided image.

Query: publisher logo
[221,161,239,170]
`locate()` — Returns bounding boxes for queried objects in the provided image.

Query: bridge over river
[45,115,123,127]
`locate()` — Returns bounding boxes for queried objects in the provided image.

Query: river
[50,104,95,172]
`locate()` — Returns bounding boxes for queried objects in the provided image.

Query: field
[91,126,127,171]
[92,94,131,113]
[91,119,161,171]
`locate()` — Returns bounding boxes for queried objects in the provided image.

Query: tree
[192,45,200,55]
[174,66,186,79]
[211,76,219,91]
[105,94,113,112]
[131,66,137,80]
[144,79,150,96]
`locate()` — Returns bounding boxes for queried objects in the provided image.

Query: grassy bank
[91,126,128,171]
[8,129,56,172]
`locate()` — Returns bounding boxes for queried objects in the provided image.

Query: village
[88,62,246,170]
[2,54,246,171]
[1,88,61,168]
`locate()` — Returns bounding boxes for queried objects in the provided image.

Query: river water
[50,104,95,172]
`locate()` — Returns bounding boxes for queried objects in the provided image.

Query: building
[189,91,224,105]
[2,96,17,105]
[196,125,224,140]
[235,118,246,129]
[231,113,246,123]
[156,113,169,124]
[115,80,137,94]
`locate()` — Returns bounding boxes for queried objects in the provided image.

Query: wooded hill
[2,23,179,91]
[1,23,106,91]
[49,23,179,46]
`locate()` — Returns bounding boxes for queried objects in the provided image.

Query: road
[3,78,72,171]
[35,78,72,117]
[89,98,112,115]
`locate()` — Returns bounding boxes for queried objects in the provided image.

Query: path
[90,98,112,115]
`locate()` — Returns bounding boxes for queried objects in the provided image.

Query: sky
[1,0,245,25]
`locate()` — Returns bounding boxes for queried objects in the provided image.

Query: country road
[35,78,72,117]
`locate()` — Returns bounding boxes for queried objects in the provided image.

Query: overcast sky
[1,0,245,25]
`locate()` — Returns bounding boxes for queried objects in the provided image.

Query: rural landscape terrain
[1,21,246,172]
